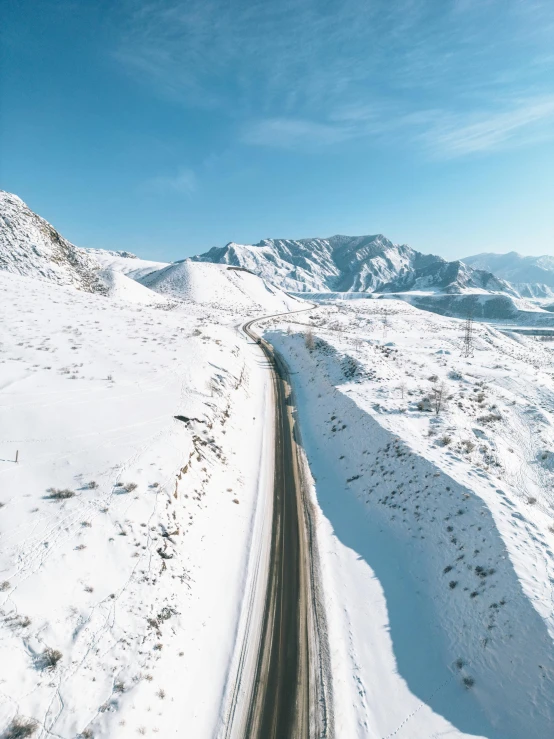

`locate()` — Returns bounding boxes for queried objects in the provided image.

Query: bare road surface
[239,312,332,739]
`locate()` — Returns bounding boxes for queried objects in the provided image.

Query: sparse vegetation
[2,716,38,738]
[45,488,75,500]
[35,647,62,671]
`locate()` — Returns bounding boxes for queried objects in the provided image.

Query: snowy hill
[193,234,514,297]
[463,252,554,298]
[85,247,169,281]
[96,269,170,306]
[0,191,104,292]
[140,259,302,314]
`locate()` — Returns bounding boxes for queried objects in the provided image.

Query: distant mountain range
[462,252,554,298]
[193,236,519,296]
[1,190,552,308]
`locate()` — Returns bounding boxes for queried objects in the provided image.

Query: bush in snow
[304,328,315,351]
[123,482,137,492]
[45,488,75,500]
[35,648,62,671]
[477,412,502,424]
[2,716,38,738]
[417,397,432,412]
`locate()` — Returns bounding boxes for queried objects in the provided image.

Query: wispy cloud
[112,0,554,158]
[242,96,554,157]
[142,167,197,195]
[423,96,554,157]
[242,119,353,148]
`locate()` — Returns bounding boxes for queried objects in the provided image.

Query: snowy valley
[1,190,554,738]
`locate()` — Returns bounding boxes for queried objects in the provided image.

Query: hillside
[140,259,302,315]
[261,299,554,738]
[0,192,104,292]
[378,258,516,296]
[0,266,281,738]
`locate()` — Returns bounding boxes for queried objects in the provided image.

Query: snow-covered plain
[263,300,554,738]
[0,266,299,739]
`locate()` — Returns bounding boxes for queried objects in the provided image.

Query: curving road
[242,315,310,739]
[222,307,332,739]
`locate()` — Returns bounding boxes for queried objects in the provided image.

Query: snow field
[0,271,275,738]
[263,299,554,738]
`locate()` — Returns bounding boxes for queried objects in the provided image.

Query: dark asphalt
[243,319,310,739]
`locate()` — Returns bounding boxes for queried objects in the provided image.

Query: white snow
[0,269,294,738]
[263,299,554,738]
[96,270,170,306]
[140,260,302,314]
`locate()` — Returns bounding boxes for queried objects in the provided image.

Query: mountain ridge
[193,234,516,296]
[1,189,550,302]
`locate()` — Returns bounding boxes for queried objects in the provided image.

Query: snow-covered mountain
[378,257,517,296]
[193,235,423,292]
[0,191,105,292]
[193,235,513,296]
[0,191,301,314]
[463,252,554,298]
[0,190,167,293]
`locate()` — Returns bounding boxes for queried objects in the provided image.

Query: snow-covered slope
[262,300,554,738]
[0,191,105,292]
[378,258,517,296]
[85,248,169,281]
[96,269,170,306]
[463,252,554,298]
[193,234,516,297]
[0,191,170,297]
[0,270,276,738]
[140,259,303,314]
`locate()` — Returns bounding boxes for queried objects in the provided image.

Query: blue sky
[2,0,553,261]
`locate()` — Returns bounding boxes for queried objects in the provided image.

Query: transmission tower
[461,311,475,358]
[382,307,390,338]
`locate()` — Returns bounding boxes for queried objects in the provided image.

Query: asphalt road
[242,317,311,739]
